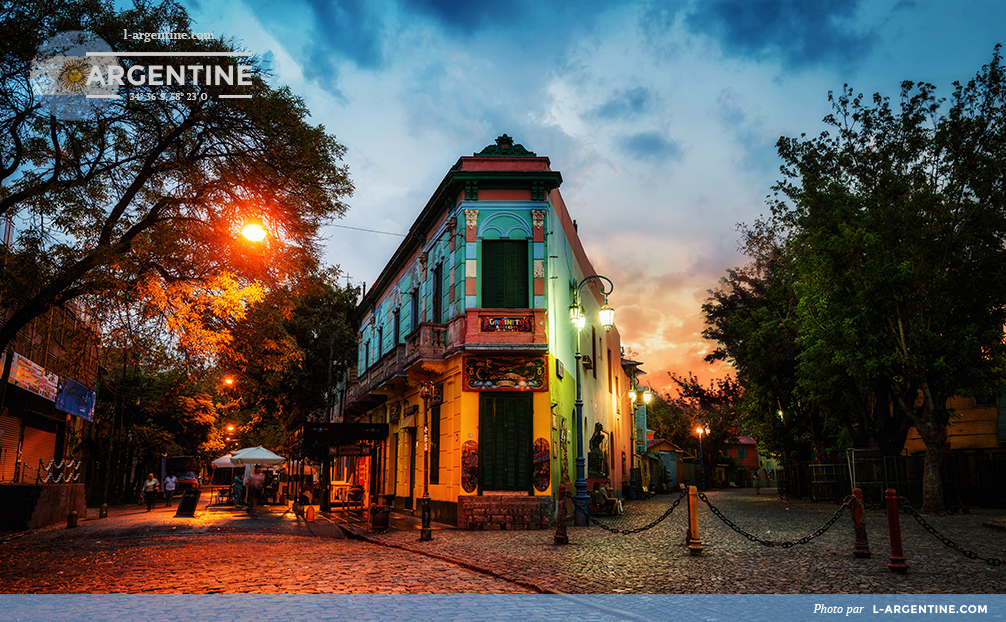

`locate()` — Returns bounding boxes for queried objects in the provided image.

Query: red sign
[9,353,58,402]
[480,316,533,332]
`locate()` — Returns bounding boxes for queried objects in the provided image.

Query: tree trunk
[916,418,948,513]
[915,380,949,513]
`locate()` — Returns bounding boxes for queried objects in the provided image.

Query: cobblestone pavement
[347,489,1006,594]
[3,489,1005,595]
[0,501,533,594]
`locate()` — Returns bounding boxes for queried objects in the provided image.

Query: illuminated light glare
[241,219,267,242]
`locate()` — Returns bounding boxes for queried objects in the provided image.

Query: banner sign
[480,315,533,332]
[9,352,59,402]
[55,377,96,421]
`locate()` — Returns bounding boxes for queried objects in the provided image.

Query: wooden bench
[589,489,618,516]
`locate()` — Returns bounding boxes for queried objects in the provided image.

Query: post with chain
[554,483,569,545]
[687,485,703,556]
[885,488,908,573]
[850,488,871,558]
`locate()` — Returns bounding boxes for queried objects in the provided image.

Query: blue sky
[183,0,1005,394]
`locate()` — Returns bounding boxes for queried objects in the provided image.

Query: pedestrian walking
[141,473,159,512]
[163,472,178,507]
[232,475,244,507]
[246,468,265,518]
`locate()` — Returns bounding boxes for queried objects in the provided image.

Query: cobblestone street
[354,489,1006,595]
[2,489,1005,595]
[0,502,533,594]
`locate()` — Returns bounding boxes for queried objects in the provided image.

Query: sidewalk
[15,493,346,540]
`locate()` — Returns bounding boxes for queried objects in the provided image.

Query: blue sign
[55,377,96,421]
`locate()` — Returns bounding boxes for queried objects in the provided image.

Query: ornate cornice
[474,134,537,157]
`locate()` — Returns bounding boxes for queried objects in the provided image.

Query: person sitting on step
[591,482,617,516]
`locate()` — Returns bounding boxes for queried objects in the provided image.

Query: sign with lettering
[9,353,58,402]
[480,315,533,332]
[329,445,371,456]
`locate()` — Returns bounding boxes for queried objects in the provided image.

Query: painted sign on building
[479,315,533,332]
[9,352,58,402]
[463,356,547,391]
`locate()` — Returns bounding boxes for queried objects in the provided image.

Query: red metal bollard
[850,488,871,558]
[885,488,908,573]
[554,484,569,545]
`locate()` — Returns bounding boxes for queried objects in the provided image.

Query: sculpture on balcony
[588,422,608,478]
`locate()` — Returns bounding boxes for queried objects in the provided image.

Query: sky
[181,0,1006,395]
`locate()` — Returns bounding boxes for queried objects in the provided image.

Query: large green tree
[769,48,1006,511]
[0,0,352,354]
[217,270,359,437]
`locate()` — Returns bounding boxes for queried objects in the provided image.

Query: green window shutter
[481,241,528,308]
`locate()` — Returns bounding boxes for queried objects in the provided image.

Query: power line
[329,223,407,237]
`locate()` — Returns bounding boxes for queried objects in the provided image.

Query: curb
[335,521,559,595]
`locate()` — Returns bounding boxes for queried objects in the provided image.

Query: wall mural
[461,440,479,493]
[533,438,550,492]
[463,356,547,391]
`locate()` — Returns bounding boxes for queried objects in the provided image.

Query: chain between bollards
[698,491,850,548]
[897,494,1004,567]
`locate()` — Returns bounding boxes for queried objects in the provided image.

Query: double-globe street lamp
[569,275,615,526]
[627,385,652,500]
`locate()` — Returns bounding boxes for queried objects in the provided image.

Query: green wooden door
[479,392,533,491]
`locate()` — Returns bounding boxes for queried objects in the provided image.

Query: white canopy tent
[229,446,286,466]
[212,453,239,468]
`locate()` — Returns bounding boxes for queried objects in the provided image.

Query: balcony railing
[346,311,546,408]
[405,322,448,362]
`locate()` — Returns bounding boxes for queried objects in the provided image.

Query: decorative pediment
[474,134,537,157]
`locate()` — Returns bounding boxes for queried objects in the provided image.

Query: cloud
[618,131,684,161]
[403,0,527,32]
[591,86,653,119]
[685,0,875,70]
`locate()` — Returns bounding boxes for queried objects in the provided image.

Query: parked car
[176,471,200,491]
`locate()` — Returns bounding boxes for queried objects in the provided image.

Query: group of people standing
[141,467,267,516]
[141,472,179,511]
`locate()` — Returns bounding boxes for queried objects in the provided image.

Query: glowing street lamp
[241,217,267,242]
[569,274,615,526]
[696,424,710,491]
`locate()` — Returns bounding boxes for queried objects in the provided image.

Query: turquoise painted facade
[339,136,634,529]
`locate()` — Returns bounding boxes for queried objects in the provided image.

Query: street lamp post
[419,381,434,541]
[696,424,709,491]
[628,386,652,500]
[569,275,615,526]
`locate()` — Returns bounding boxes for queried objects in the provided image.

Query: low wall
[457,494,552,530]
[0,484,87,531]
